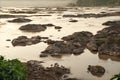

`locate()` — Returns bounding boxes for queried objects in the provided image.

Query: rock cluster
[41,31,93,57]
[87,21,120,57]
[12,36,41,46]
[27,60,71,80]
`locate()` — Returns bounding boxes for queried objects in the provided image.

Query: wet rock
[63,12,120,18]
[55,26,62,29]
[27,60,70,80]
[88,65,105,77]
[19,24,47,32]
[42,31,93,55]
[42,23,55,27]
[40,53,48,57]
[33,14,52,16]
[6,39,11,41]
[9,10,37,14]
[102,21,120,27]
[62,31,93,47]
[69,19,78,22]
[87,21,120,57]
[65,78,78,80]
[12,36,41,46]
[0,14,28,18]
[8,18,32,23]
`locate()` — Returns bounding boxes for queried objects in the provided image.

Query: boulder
[87,21,120,57]
[12,36,41,46]
[8,18,32,23]
[88,65,105,77]
[19,24,47,32]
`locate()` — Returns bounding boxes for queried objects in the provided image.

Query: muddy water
[0,7,120,80]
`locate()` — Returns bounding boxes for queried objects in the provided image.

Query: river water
[0,6,120,80]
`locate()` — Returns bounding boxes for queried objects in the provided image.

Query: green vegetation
[0,56,28,80]
[76,0,120,6]
[111,73,120,80]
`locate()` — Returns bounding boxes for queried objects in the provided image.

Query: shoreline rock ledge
[87,21,120,57]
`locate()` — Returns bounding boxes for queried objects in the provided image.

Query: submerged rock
[87,21,120,57]
[88,65,105,77]
[12,36,41,46]
[19,24,47,32]
[8,18,32,23]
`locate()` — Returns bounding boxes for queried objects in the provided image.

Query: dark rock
[0,14,28,18]
[12,36,41,46]
[87,21,120,57]
[8,18,32,23]
[88,65,105,77]
[42,23,55,27]
[55,26,62,29]
[65,78,78,80]
[19,24,47,32]
[62,31,93,47]
[63,12,120,18]
[69,19,78,22]
[40,53,48,57]
[27,60,70,80]
[102,21,120,27]
[9,10,37,14]
[41,37,49,39]
[42,31,93,56]
[6,39,11,41]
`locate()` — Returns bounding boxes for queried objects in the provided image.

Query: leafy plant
[111,73,120,80]
[0,56,28,80]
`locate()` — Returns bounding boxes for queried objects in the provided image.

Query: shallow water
[0,7,120,80]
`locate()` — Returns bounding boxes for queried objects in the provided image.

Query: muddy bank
[41,31,93,57]
[87,21,120,57]
[63,12,120,18]
[27,60,78,80]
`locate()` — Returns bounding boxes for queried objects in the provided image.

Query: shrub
[111,73,120,80]
[0,56,28,80]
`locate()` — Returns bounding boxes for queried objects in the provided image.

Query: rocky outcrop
[63,12,120,18]
[8,18,32,23]
[27,60,71,80]
[19,24,47,32]
[12,36,41,46]
[41,31,93,56]
[87,21,120,57]
[88,65,105,77]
